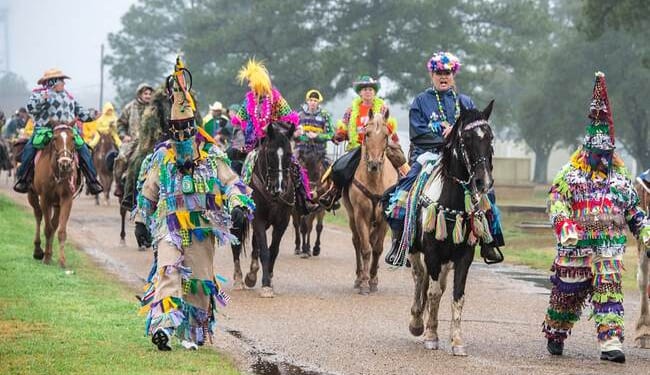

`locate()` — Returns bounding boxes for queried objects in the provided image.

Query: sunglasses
[433,70,453,76]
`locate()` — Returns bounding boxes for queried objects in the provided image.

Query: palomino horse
[408,101,495,356]
[342,111,398,295]
[92,132,117,205]
[243,123,296,297]
[292,141,327,258]
[634,178,650,348]
[27,124,80,268]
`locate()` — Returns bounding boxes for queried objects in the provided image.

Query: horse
[242,122,296,297]
[0,137,13,181]
[91,132,117,205]
[342,111,398,295]
[292,141,327,258]
[634,177,650,348]
[27,124,81,268]
[407,101,495,356]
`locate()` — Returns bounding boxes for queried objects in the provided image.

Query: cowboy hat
[209,101,224,111]
[37,68,70,85]
[353,75,380,94]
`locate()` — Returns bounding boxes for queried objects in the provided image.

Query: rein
[352,178,383,227]
[51,124,77,186]
[253,143,295,207]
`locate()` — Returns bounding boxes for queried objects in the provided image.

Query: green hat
[228,103,240,112]
[353,75,380,94]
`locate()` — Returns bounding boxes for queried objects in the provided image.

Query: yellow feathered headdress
[237,59,272,96]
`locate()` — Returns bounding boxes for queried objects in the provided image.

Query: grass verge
[0,194,241,375]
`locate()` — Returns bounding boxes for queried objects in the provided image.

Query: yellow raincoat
[88,102,121,148]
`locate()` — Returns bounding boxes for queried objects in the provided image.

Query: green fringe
[546,308,579,323]
[592,292,624,304]
[576,235,626,247]
[592,312,625,327]
[435,209,446,241]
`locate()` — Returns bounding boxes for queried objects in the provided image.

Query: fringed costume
[137,57,254,351]
[542,72,650,363]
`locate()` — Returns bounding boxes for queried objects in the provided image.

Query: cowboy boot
[384,227,404,266]
[13,143,36,193]
[78,145,104,195]
[318,184,341,210]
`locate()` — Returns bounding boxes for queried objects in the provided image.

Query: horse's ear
[383,108,389,121]
[483,100,495,120]
[266,122,275,138]
[368,108,374,120]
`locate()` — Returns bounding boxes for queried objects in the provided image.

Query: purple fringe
[550,275,591,293]
[593,302,624,315]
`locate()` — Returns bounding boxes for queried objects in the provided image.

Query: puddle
[498,271,552,290]
[226,329,334,375]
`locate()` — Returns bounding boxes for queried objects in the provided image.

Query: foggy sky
[5,0,136,108]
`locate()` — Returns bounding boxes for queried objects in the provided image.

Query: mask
[587,150,612,171]
[173,138,196,171]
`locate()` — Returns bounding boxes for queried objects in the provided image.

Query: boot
[78,148,104,195]
[600,350,625,363]
[547,339,563,355]
[384,227,405,266]
[480,242,504,264]
[13,164,33,193]
[318,185,341,210]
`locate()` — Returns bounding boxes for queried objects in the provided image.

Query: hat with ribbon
[583,71,615,152]
[37,68,70,85]
[353,75,380,94]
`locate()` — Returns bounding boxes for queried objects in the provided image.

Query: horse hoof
[636,335,650,349]
[119,238,126,246]
[244,273,257,288]
[312,248,320,257]
[260,286,275,298]
[43,256,52,265]
[232,280,245,291]
[424,339,439,350]
[138,246,146,252]
[294,248,301,255]
[452,345,467,356]
[359,286,370,296]
[409,321,424,337]
[59,261,66,269]
[353,279,362,290]
[369,283,378,293]
[300,252,311,259]
[33,249,44,260]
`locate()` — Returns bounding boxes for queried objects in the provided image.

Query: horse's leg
[408,252,429,337]
[424,260,449,350]
[292,211,301,255]
[368,222,387,292]
[348,213,362,289]
[636,243,650,348]
[245,230,261,289]
[28,192,44,260]
[300,214,312,258]
[256,221,274,298]
[449,247,474,356]
[56,201,72,269]
[268,217,290,285]
[354,210,372,295]
[119,206,126,245]
[230,210,246,290]
[41,202,55,265]
[312,211,324,256]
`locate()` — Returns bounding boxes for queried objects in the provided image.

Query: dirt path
[2,181,650,375]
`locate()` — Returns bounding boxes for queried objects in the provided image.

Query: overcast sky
[4,0,136,108]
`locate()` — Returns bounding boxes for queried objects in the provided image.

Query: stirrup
[482,246,504,265]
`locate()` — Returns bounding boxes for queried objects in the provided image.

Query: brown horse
[292,141,327,258]
[92,132,117,205]
[634,178,650,348]
[342,111,398,295]
[27,124,80,268]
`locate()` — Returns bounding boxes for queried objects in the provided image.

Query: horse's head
[259,122,295,196]
[363,110,390,174]
[298,143,326,191]
[52,124,76,177]
[443,100,495,194]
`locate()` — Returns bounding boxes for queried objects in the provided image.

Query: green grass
[0,194,241,375]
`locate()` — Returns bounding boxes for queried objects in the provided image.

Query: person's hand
[42,91,49,100]
[441,121,452,138]
[294,126,304,138]
[122,135,132,142]
[307,131,318,139]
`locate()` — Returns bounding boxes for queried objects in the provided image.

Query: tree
[0,72,30,114]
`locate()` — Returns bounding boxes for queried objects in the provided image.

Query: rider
[542,72,650,363]
[13,68,103,194]
[383,51,504,265]
[1,108,30,140]
[113,83,153,196]
[318,75,409,209]
[202,101,230,145]
[231,59,316,214]
[294,89,334,165]
[225,104,246,175]
[137,57,254,351]
[87,102,121,149]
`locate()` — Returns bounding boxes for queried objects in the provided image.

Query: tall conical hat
[583,71,615,151]
[167,56,196,122]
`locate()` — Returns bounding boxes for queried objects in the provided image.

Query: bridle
[254,137,295,207]
[52,124,76,181]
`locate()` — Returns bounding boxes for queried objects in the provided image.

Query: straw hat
[37,68,70,85]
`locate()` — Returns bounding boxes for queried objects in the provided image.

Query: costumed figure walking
[231,59,315,214]
[382,52,504,265]
[542,72,650,363]
[318,75,409,209]
[13,68,103,194]
[137,57,254,351]
[113,83,154,197]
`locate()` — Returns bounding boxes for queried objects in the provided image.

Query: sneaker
[152,327,172,351]
[181,340,198,351]
[547,339,563,355]
[600,350,625,363]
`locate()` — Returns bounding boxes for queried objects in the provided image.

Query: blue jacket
[409,88,475,150]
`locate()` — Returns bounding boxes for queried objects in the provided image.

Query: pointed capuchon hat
[167,55,196,122]
[583,71,615,152]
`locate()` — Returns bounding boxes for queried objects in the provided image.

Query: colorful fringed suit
[543,150,650,351]
[137,136,254,345]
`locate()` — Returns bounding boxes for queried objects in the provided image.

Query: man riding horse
[318,75,409,209]
[542,72,650,363]
[87,102,121,149]
[382,52,504,265]
[231,59,316,214]
[295,89,334,160]
[13,68,103,195]
[137,57,254,351]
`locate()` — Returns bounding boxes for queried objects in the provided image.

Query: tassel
[452,214,464,244]
[435,209,447,241]
[467,226,478,246]
[464,190,472,212]
[423,205,436,233]
[481,215,493,243]
[472,214,485,238]
[480,194,491,211]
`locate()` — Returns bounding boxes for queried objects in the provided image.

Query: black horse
[408,100,495,356]
[244,123,296,297]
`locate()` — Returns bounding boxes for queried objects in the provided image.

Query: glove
[134,221,152,248]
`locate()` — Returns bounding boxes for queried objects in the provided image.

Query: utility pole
[99,43,104,109]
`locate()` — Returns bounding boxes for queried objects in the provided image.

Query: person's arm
[272,89,299,128]
[117,102,131,138]
[211,149,255,214]
[409,95,436,140]
[333,108,351,143]
[73,98,94,122]
[316,110,334,143]
[548,165,578,246]
[26,89,49,117]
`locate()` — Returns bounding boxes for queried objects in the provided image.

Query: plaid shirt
[27,88,94,129]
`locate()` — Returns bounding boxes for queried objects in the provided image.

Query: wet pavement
[2,182,650,375]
